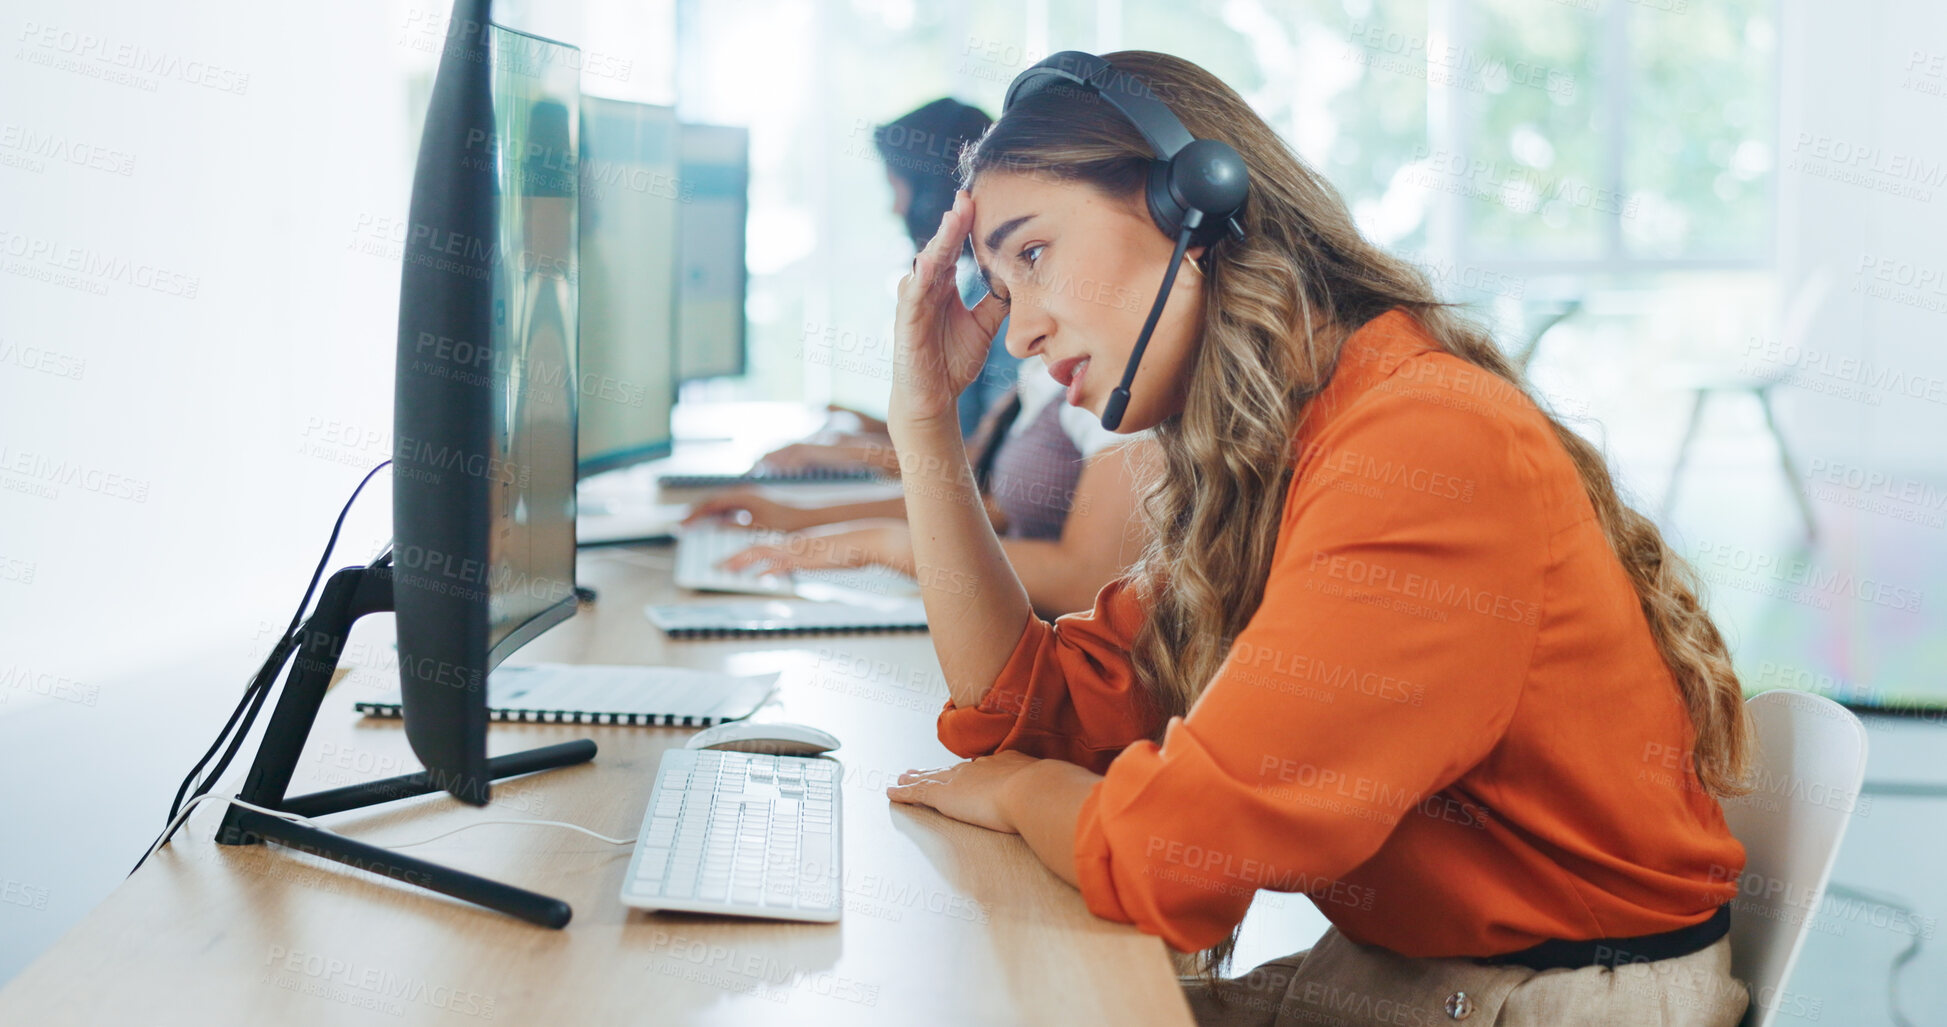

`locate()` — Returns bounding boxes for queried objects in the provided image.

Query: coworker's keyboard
[619,748,841,922]
[658,468,878,489]
[674,523,921,600]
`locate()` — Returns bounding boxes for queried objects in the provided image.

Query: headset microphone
[1002,53,1251,431]
[1102,221,1194,431]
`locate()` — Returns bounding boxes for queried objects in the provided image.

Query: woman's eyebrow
[982,213,1037,255]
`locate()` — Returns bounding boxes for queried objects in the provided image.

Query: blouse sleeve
[1072,382,1554,952]
[936,576,1164,774]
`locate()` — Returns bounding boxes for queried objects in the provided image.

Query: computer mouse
[685,720,840,756]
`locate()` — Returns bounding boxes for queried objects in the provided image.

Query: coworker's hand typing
[752,436,901,478]
[683,489,815,533]
[753,441,864,474]
[825,404,890,436]
[717,520,911,577]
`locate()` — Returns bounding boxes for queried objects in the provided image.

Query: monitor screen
[391,16,580,799]
[675,122,748,382]
[577,97,680,476]
[486,39,579,660]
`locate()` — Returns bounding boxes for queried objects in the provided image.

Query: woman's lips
[1049,355,1091,407]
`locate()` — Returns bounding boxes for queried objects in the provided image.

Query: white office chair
[1720,689,1869,1027]
[1663,270,1833,541]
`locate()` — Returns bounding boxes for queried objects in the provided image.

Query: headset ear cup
[1144,159,1186,240]
[1169,139,1250,246]
[1147,153,1242,249]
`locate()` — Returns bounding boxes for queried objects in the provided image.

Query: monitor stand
[213,563,597,928]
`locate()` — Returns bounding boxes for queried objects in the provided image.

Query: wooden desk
[0,546,1193,1026]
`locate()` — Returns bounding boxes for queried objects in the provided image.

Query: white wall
[0,0,418,982]
[1774,0,1947,473]
[1,3,408,712]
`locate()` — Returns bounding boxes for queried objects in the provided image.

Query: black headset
[1002,51,1250,430]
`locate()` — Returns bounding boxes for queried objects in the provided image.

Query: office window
[1156,0,1436,254]
[1622,0,1776,260]
[1449,0,1609,262]
[1443,0,1777,270]
[668,0,1776,409]
[677,0,975,409]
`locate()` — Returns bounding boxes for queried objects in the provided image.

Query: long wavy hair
[962,52,1752,973]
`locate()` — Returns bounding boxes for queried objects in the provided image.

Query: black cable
[165,626,298,828]
[134,460,392,875]
[171,459,393,819]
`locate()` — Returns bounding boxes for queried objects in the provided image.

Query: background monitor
[577,97,681,477]
[674,121,749,383]
[392,15,581,802]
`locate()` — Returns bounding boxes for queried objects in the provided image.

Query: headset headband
[1003,51,1195,160]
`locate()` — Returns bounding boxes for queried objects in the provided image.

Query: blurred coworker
[756,98,1015,477]
[693,358,1154,618]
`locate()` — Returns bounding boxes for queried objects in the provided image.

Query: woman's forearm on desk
[888,752,1097,889]
[1001,758,1098,889]
[890,414,1033,710]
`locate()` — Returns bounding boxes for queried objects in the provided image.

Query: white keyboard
[675,523,921,601]
[658,469,877,488]
[620,748,841,922]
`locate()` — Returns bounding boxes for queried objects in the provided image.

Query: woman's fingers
[887,767,949,804]
[891,191,988,424]
[886,784,928,805]
[967,288,1008,342]
[907,192,972,302]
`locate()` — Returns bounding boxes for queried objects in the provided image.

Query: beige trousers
[1182,928,1749,1027]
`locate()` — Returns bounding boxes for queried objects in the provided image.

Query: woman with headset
[881,51,1752,1026]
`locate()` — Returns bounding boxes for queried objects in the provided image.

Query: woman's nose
[1002,301,1050,360]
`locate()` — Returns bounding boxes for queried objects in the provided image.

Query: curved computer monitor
[675,121,749,383]
[392,2,580,803]
[578,97,680,477]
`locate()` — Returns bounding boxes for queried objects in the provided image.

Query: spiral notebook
[644,597,929,638]
[354,663,779,726]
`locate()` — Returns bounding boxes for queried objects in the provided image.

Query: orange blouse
[938,309,1744,957]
